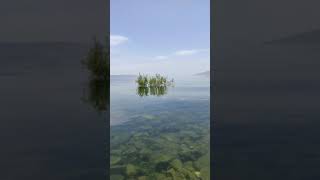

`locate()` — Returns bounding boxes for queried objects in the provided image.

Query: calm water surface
[0,43,107,180]
[214,44,320,179]
[110,75,210,179]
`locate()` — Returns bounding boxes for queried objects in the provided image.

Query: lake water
[213,43,320,179]
[110,75,210,179]
[0,43,107,180]
[0,42,210,180]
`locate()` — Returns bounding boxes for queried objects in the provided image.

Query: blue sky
[111,0,210,77]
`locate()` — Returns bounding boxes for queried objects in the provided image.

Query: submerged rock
[153,173,168,180]
[110,156,121,165]
[126,164,137,176]
[153,154,172,164]
[200,167,210,180]
[137,176,147,180]
[110,165,126,175]
[170,159,183,170]
[195,171,201,177]
[110,174,124,180]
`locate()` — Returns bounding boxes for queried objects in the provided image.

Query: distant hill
[110,74,137,81]
[194,71,210,77]
[111,74,137,78]
[265,29,320,44]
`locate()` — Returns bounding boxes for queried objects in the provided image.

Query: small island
[136,74,174,87]
[135,74,174,97]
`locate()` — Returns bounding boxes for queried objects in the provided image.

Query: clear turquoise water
[110,75,210,180]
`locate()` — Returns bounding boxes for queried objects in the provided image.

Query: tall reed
[136,73,174,87]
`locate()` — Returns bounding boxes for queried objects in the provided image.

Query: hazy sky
[0,0,107,42]
[110,0,210,77]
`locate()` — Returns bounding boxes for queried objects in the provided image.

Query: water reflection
[81,38,109,113]
[82,78,109,112]
[137,86,168,97]
[80,38,110,178]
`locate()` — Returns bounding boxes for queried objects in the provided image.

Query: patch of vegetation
[136,74,174,97]
[136,74,174,88]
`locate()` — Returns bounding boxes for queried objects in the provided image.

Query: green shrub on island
[136,74,174,88]
[136,74,174,97]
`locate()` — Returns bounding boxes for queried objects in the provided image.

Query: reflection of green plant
[81,37,109,112]
[137,87,149,97]
[137,86,168,97]
[82,78,109,112]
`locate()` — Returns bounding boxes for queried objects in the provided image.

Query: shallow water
[110,75,210,179]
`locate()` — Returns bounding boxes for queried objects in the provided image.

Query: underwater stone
[153,173,168,180]
[110,174,124,180]
[153,154,172,163]
[110,156,121,165]
[167,168,185,180]
[183,161,195,172]
[137,176,147,180]
[110,165,126,175]
[200,167,210,180]
[126,164,137,176]
[170,159,183,170]
[195,153,209,167]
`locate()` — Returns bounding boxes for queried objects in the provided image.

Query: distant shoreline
[111,74,137,77]
[194,70,210,77]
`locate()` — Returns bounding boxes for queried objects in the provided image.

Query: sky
[110,0,210,77]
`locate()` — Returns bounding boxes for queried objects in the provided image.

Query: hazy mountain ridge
[265,29,320,44]
[111,74,137,77]
[194,70,210,77]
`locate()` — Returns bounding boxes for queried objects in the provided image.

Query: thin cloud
[153,48,209,61]
[154,56,169,60]
[174,49,209,56]
[110,35,128,46]
[175,50,198,56]
[154,48,210,60]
